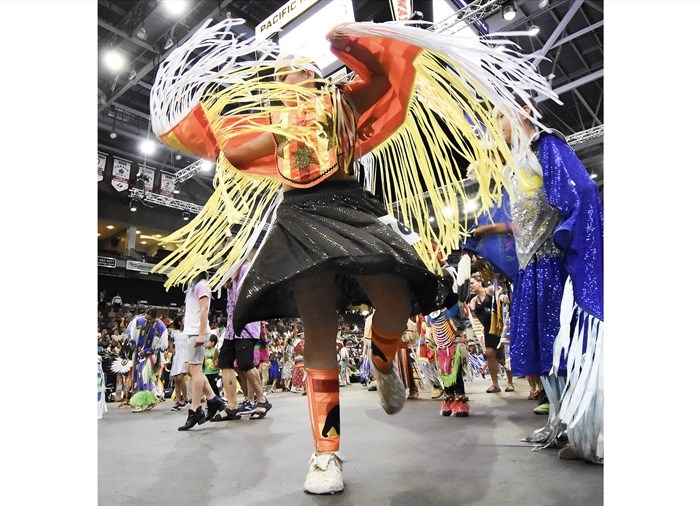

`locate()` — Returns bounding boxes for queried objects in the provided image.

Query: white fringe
[150,17,279,137]
[533,278,604,463]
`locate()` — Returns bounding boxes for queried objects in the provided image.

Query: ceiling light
[200,160,213,171]
[175,154,182,161]
[107,225,115,230]
[141,139,156,155]
[104,50,126,72]
[163,0,188,16]
[109,131,118,139]
[528,25,540,36]
[129,199,138,212]
[591,173,598,179]
[183,211,190,221]
[173,182,181,194]
[429,216,435,223]
[466,200,479,212]
[442,206,453,217]
[140,241,148,245]
[136,230,141,234]
[502,2,516,21]
[136,27,147,40]
[538,0,550,8]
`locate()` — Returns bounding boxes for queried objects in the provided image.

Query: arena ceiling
[97,0,603,255]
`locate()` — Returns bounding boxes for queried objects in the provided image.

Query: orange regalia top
[272,90,355,188]
[149,17,558,291]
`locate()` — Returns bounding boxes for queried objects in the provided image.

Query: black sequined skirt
[231,180,449,333]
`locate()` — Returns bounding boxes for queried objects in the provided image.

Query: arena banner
[126,260,174,274]
[160,172,176,197]
[139,165,156,193]
[255,0,320,40]
[390,0,411,21]
[98,256,116,268]
[111,157,131,192]
[98,152,107,182]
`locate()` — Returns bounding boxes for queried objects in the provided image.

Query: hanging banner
[98,256,117,268]
[139,165,156,193]
[160,172,176,197]
[255,0,320,40]
[111,158,131,192]
[98,153,107,182]
[390,0,412,21]
[126,260,174,275]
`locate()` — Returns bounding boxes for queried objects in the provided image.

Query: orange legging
[306,369,341,452]
[370,325,403,373]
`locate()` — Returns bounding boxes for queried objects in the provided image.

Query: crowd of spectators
[98,294,372,403]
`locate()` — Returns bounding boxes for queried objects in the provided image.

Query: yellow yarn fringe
[154,51,515,288]
[369,51,514,273]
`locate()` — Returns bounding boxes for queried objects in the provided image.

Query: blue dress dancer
[471,103,603,463]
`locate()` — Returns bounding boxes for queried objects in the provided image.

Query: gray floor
[98,377,603,506]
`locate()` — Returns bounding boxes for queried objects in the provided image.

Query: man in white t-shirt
[111,293,123,310]
[178,271,226,431]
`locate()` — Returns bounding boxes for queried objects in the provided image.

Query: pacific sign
[255,0,320,40]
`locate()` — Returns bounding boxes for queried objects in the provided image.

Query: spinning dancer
[149,17,556,493]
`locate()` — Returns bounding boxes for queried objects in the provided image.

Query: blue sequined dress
[508,131,603,377]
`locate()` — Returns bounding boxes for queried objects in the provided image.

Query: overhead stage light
[502,2,516,21]
[528,25,540,36]
[104,49,126,72]
[129,199,138,212]
[183,211,190,221]
[163,0,188,16]
[141,139,156,155]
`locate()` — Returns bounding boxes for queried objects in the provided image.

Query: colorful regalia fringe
[149,18,558,291]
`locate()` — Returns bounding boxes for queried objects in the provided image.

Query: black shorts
[218,338,257,371]
[484,333,500,350]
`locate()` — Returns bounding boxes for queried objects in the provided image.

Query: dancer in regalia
[471,99,603,463]
[127,308,168,412]
[149,17,557,492]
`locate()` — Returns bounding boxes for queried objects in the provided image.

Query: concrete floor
[98,377,603,506]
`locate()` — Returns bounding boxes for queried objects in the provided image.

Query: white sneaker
[303,452,344,495]
[372,362,406,414]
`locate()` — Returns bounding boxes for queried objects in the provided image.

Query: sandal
[486,386,501,393]
[250,400,272,420]
[407,391,420,400]
[212,408,242,422]
[505,385,515,392]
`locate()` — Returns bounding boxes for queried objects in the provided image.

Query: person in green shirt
[203,335,221,398]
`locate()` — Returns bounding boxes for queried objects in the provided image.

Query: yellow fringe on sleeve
[369,51,514,274]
